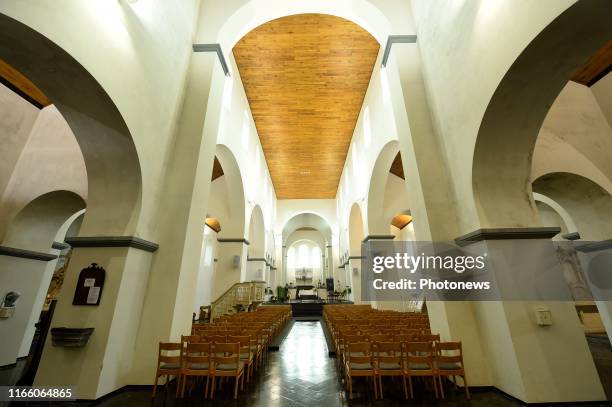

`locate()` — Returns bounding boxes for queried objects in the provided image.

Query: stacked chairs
[324,304,469,401]
[153,306,291,400]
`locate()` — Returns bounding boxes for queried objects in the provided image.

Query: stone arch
[282,212,332,244]
[348,202,365,257]
[212,144,246,238]
[367,140,404,235]
[0,190,85,367]
[3,190,86,252]
[0,14,142,238]
[247,204,265,258]
[533,172,612,241]
[215,0,391,53]
[471,0,612,227]
[533,192,579,237]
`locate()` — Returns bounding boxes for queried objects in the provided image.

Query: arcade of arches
[0,1,611,405]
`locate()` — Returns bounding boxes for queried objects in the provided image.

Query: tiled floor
[7,321,612,406]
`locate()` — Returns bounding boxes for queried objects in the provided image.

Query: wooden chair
[416,333,440,343]
[180,342,212,398]
[374,341,407,399]
[228,335,255,382]
[436,341,469,399]
[344,342,378,399]
[210,342,245,399]
[404,342,439,399]
[370,333,392,343]
[244,328,264,367]
[152,342,181,398]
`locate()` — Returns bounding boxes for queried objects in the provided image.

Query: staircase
[210,281,266,321]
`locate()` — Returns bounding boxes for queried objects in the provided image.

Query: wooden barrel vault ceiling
[233,14,380,199]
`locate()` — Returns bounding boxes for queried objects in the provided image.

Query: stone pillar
[453,228,606,402]
[213,239,248,299]
[34,237,158,399]
[246,258,266,282]
[0,247,58,367]
[280,245,287,288]
[385,40,494,387]
[125,52,223,388]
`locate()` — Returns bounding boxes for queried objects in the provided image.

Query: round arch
[533,192,579,236]
[282,212,332,244]
[533,172,612,240]
[367,140,402,235]
[3,190,86,252]
[216,0,391,53]
[213,144,246,238]
[0,14,142,238]
[247,204,265,258]
[0,190,86,368]
[471,0,612,227]
[348,202,365,257]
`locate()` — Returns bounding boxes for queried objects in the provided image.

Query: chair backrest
[436,341,464,366]
[213,342,240,371]
[374,341,403,366]
[344,334,367,345]
[346,342,372,365]
[405,341,435,369]
[370,334,391,343]
[158,342,181,367]
[228,335,252,355]
[184,342,211,368]
[204,334,227,343]
[181,334,201,346]
[417,333,440,343]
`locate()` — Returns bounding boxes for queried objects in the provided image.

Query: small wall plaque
[72,263,105,306]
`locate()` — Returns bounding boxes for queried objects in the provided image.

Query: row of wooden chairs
[153,306,291,400]
[341,340,469,400]
[154,341,246,399]
[324,304,468,400]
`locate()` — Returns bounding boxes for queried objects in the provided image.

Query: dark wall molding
[348,255,365,260]
[192,43,230,76]
[65,236,159,252]
[218,238,250,245]
[455,227,561,244]
[0,245,57,261]
[362,235,395,243]
[575,240,612,253]
[562,232,581,241]
[52,241,71,251]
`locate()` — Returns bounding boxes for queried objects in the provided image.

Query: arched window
[297,244,310,268]
[287,247,295,268]
[311,246,321,269]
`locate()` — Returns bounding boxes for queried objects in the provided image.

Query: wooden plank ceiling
[571,39,612,87]
[390,152,405,179]
[233,14,379,199]
[0,57,51,108]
